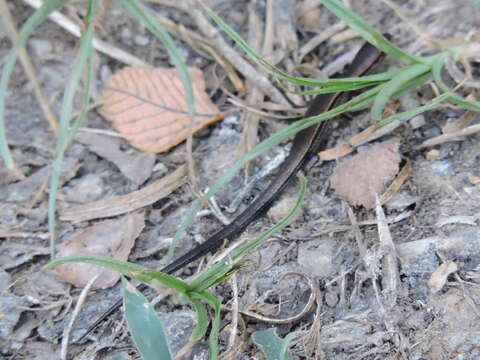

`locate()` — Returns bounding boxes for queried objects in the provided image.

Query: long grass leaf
[376,93,451,127]
[46,255,190,293]
[170,84,383,249]
[431,54,480,112]
[188,176,307,292]
[322,0,420,63]
[0,0,69,171]
[371,63,430,122]
[200,1,399,88]
[48,0,98,258]
[190,298,209,341]
[193,291,221,360]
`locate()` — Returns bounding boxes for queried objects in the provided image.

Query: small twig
[416,123,480,148]
[0,0,59,131]
[227,96,301,119]
[60,274,100,360]
[23,0,149,67]
[380,159,413,205]
[375,196,400,310]
[235,0,266,165]
[297,23,347,63]
[227,272,239,352]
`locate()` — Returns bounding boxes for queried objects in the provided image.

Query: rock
[62,174,105,203]
[385,191,420,211]
[28,38,53,58]
[160,311,208,359]
[268,195,303,223]
[297,238,335,278]
[0,270,11,292]
[133,34,150,46]
[0,292,25,339]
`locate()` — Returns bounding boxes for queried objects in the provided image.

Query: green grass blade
[118,0,194,116]
[189,298,209,341]
[193,291,221,360]
[201,1,398,88]
[48,0,98,258]
[252,328,296,360]
[0,0,70,171]
[322,0,420,64]
[170,84,383,249]
[188,176,307,292]
[122,278,174,360]
[376,92,451,127]
[371,63,430,122]
[431,54,480,112]
[45,255,190,293]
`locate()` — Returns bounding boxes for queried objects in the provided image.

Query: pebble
[62,174,104,203]
[120,27,132,40]
[297,239,335,278]
[134,34,150,46]
[28,38,53,58]
[325,291,339,307]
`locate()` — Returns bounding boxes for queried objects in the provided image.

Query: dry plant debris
[59,165,187,222]
[329,138,401,209]
[55,212,145,289]
[101,67,220,152]
[428,260,458,293]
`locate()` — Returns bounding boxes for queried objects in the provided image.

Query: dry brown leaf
[102,67,221,152]
[55,212,145,289]
[428,260,458,293]
[329,138,401,209]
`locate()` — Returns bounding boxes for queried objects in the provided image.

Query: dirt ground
[1,0,480,359]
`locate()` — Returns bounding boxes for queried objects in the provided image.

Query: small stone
[0,269,11,292]
[386,191,420,211]
[28,38,53,57]
[468,175,480,185]
[62,174,104,203]
[134,34,150,46]
[325,291,338,307]
[120,27,132,40]
[426,149,440,161]
[268,196,303,223]
[297,239,335,278]
[409,115,426,129]
[153,162,168,176]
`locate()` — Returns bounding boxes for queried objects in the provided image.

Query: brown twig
[0,0,59,132]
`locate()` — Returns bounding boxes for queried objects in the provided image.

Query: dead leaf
[428,260,458,293]
[55,212,145,289]
[102,66,221,153]
[329,138,401,209]
[75,132,155,185]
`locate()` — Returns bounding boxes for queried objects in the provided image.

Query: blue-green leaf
[122,278,173,360]
[252,328,296,360]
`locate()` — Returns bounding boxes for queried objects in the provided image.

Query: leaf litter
[55,212,145,289]
[102,66,221,153]
[329,138,401,209]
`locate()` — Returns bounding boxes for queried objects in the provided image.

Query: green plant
[46,175,307,359]
[2,0,478,358]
